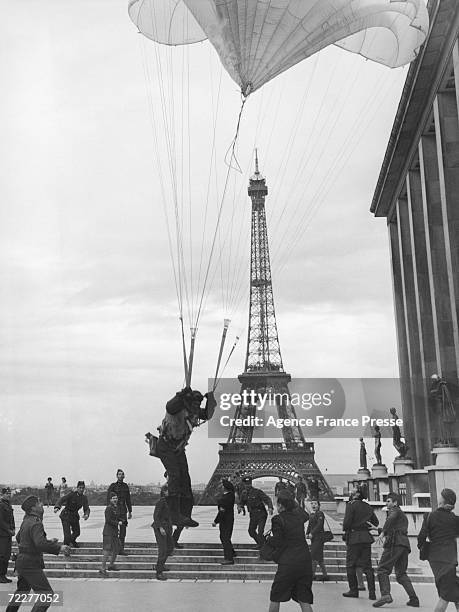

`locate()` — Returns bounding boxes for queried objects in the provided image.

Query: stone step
[12,560,425,574]
[7,541,433,583]
[14,569,432,583]
[14,541,352,551]
[26,551,379,566]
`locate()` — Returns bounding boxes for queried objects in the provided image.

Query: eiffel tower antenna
[200,152,332,503]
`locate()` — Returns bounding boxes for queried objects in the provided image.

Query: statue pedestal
[393,458,415,476]
[426,446,459,508]
[357,468,370,480]
[432,445,459,467]
[372,464,388,478]
[426,463,459,508]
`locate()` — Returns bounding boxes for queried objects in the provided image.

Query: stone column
[406,169,436,455]
[433,91,459,373]
[419,125,459,448]
[388,219,417,463]
[397,191,428,464]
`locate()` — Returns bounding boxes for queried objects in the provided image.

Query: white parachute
[128,0,429,95]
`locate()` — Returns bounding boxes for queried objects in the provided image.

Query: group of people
[43,478,68,508]
[2,383,459,610]
[272,476,319,511]
[0,468,135,609]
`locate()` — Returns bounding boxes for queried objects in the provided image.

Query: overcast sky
[0,0,409,487]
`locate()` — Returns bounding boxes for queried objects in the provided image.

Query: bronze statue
[390,407,409,458]
[429,375,457,445]
[359,437,367,470]
[374,425,382,465]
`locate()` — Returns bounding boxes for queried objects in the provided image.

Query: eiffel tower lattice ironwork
[200,152,333,504]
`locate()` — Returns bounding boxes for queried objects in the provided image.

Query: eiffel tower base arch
[198,441,334,505]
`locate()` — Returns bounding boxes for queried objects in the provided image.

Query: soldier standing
[99,492,122,577]
[342,486,378,600]
[212,479,236,565]
[156,387,216,527]
[234,472,246,516]
[106,469,132,555]
[274,478,287,499]
[241,476,273,549]
[373,493,419,608]
[307,476,320,501]
[54,481,90,547]
[295,477,307,510]
[151,484,174,581]
[5,496,70,612]
[0,487,15,583]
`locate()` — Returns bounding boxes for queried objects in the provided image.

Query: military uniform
[376,505,418,603]
[307,478,320,501]
[0,496,15,579]
[106,481,132,552]
[214,490,235,561]
[152,496,174,576]
[295,481,307,509]
[244,485,273,547]
[54,491,90,546]
[6,513,61,612]
[342,498,378,597]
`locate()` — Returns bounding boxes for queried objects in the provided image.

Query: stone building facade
[372,0,459,468]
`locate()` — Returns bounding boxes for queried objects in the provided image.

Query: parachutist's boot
[179,495,199,527]
[168,496,198,527]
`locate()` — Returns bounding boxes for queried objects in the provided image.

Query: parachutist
[156,387,216,528]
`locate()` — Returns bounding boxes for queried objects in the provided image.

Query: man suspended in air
[156,387,216,527]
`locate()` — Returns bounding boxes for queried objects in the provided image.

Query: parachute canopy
[128,0,429,95]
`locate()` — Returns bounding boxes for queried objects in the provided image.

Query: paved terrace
[1,506,441,611]
[0,581,440,612]
[9,505,430,573]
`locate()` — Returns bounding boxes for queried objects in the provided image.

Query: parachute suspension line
[224,170,238,314]
[225,88,271,319]
[193,96,248,332]
[266,52,320,226]
[138,36,183,319]
[269,52,338,242]
[224,85,268,317]
[187,326,197,387]
[186,31,193,325]
[213,335,241,392]
[273,70,397,277]
[150,36,185,318]
[146,2,190,327]
[180,315,190,386]
[268,55,348,267]
[195,57,223,322]
[212,318,230,391]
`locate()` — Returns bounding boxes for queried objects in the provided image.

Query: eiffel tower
[199,152,333,504]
